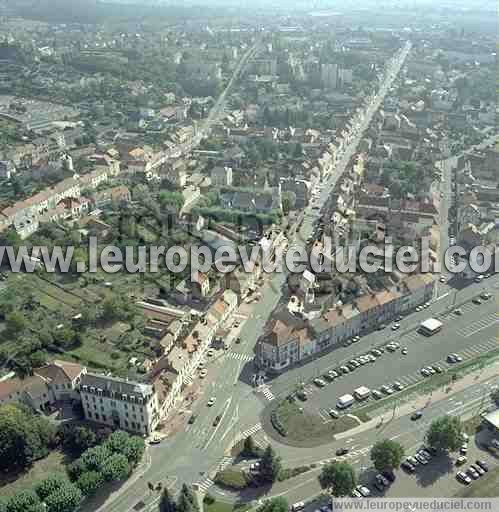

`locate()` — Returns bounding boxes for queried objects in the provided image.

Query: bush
[277,466,311,482]
[214,469,249,490]
[203,494,215,505]
[270,411,288,437]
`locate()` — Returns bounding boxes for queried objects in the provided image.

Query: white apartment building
[80,373,160,436]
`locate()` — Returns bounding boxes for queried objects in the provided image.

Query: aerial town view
[0,0,497,511]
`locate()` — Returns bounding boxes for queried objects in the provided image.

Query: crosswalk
[194,477,214,493]
[258,384,275,401]
[239,422,263,439]
[226,352,254,363]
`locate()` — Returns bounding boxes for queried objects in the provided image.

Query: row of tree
[320,415,467,496]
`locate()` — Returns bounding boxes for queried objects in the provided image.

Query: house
[211,166,233,187]
[192,271,210,298]
[0,160,15,179]
[80,373,160,436]
[0,360,86,409]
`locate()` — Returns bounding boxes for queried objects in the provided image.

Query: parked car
[356,486,371,497]
[199,369,208,378]
[207,397,216,407]
[313,378,326,388]
[411,411,423,421]
[336,448,349,456]
[401,460,415,473]
[328,409,340,419]
[393,381,404,391]
[456,455,467,465]
[456,471,471,485]
[382,470,396,483]
[212,415,222,427]
[466,467,480,480]
[476,460,489,472]
[372,390,383,400]
[470,464,485,476]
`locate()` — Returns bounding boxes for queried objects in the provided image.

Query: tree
[63,425,96,454]
[76,470,104,497]
[6,490,45,512]
[176,484,198,512]
[242,435,256,457]
[257,497,289,512]
[80,445,112,473]
[281,191,296,214]
[101,453,130,481]
[370,439,405,472]
[35,473,69,500]
[5,310,27,337]
[43,482,83,512]
[490,388,499,405]
[426,416,464,452]
[0,403,56,471]
[260,445,282,484]
[159,487,177,512]
[319,461,357,496]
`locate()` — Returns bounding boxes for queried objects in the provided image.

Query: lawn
[0,450,71,498]
[270,399,359,447]
[205,500,250,512]
[456,466,499,497]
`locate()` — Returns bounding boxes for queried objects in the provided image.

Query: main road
[100,41,414,512]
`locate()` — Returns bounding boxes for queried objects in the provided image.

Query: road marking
[203,396,232,450]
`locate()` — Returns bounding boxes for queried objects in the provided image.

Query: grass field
[205,500,250,512]
[0,450,71,498]
[272,400,359,447]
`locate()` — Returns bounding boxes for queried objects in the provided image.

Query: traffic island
[262,399,361,448]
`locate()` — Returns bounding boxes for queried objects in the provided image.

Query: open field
[0,450,71,498]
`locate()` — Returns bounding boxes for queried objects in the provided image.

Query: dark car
[411,411,423,421]
[188,415,197,425]
[336,448,349,456]
[476,460,489,472]
[213,415,222,427]
[382,470,396,483]
[401,461,415,473]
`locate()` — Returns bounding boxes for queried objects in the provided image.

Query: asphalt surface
[91,42,498,511]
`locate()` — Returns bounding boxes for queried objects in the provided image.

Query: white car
[421,368,431,377]
[199,369,208,378]
[207,349,215,357]
[356,485,371,497]
[314,378,326,388]
[391,323,400,331]
[207,397,216,407]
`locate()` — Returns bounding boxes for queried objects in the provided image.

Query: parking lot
[285,298,498,423]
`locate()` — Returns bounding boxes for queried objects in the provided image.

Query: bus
[418,318,443,336]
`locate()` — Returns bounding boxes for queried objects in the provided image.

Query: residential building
[0,160,15,179]
[80,373,160,436]
[211,166,233,187]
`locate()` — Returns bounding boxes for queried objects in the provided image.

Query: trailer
[418,318,443,336]
[336,393,355,409]
[354,386,371,401]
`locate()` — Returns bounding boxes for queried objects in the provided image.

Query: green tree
[35,473,69,500]
[319,461,357,496]
[159,487,177,512]
[370,439,405,471]
[63,426,96,454]
[490,389,499,404]
[80,445,112,472]
[6,490,45,512]
[0,403,56,471]
[76,470,104,497]
[281,191,296,214]
[5,310,27,336]
[260,445,282,484]
[426,416,464,452]
[176,484,198,512]
[44,482,83,512]
[242,435,257,457]
[101,453,130,481]
[257,497,289,512]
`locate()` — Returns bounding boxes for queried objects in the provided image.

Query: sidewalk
[336,361,498,440]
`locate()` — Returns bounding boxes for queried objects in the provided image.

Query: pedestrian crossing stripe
[227,352,254,362]
[194,477,214,493]
[239,423,262,439]
[258,385,275,401]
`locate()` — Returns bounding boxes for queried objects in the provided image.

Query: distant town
[0,1,497,511]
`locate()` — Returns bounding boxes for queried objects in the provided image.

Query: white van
[291,502,305,512]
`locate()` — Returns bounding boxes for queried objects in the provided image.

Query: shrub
[214,469,249,490]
